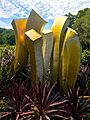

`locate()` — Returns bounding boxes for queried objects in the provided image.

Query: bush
[81,49,90,64]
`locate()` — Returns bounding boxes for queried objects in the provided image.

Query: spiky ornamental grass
[0,80,34,120]
[1,79,90,120]
[1,80,70,120]
[24,82,69,120]
[60,84,90,120]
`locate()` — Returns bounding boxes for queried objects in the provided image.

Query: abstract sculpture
[12,9,80,90]
[12,19,28,71]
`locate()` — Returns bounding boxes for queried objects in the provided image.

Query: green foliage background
[81,49,90,64]
[66,8,90,50]
[0,28,15,45]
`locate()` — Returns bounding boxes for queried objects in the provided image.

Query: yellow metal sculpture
[61,28,80,90]
[51,17,69,83]
[25,10,47,33]
[25,10,47,83]
[42,30,53,75]
[25,29,44,83]
[12,9,81,90]
[12,19,28,71]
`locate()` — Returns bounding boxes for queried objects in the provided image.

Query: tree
[65,13,76,27]
[8,34,15,45]
[72,8,90,50]
[0,27,15,45]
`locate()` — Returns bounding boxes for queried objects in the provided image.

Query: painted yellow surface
[61,28,80,90]
[62,44,69,87]
[51,16,69,82]
[42,30,53,75]
[24,10,47,83]
[25,29,41,41]
[12,19,28,71]
[25,9,47,33]
[25,29,44,84]
[61,28,77,54]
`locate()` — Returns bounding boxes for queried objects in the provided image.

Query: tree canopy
[72,8,90,50]
[0,28,15,45]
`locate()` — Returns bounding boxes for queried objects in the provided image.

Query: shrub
[81,49,90,64]
[0,80,34,120]
[60,84,90,120]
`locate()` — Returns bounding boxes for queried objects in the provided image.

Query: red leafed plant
[1,72,90,120]
[60,84,90,120]
[0,80,34,120]
[24,82,69,120]
[1,78,70,120]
